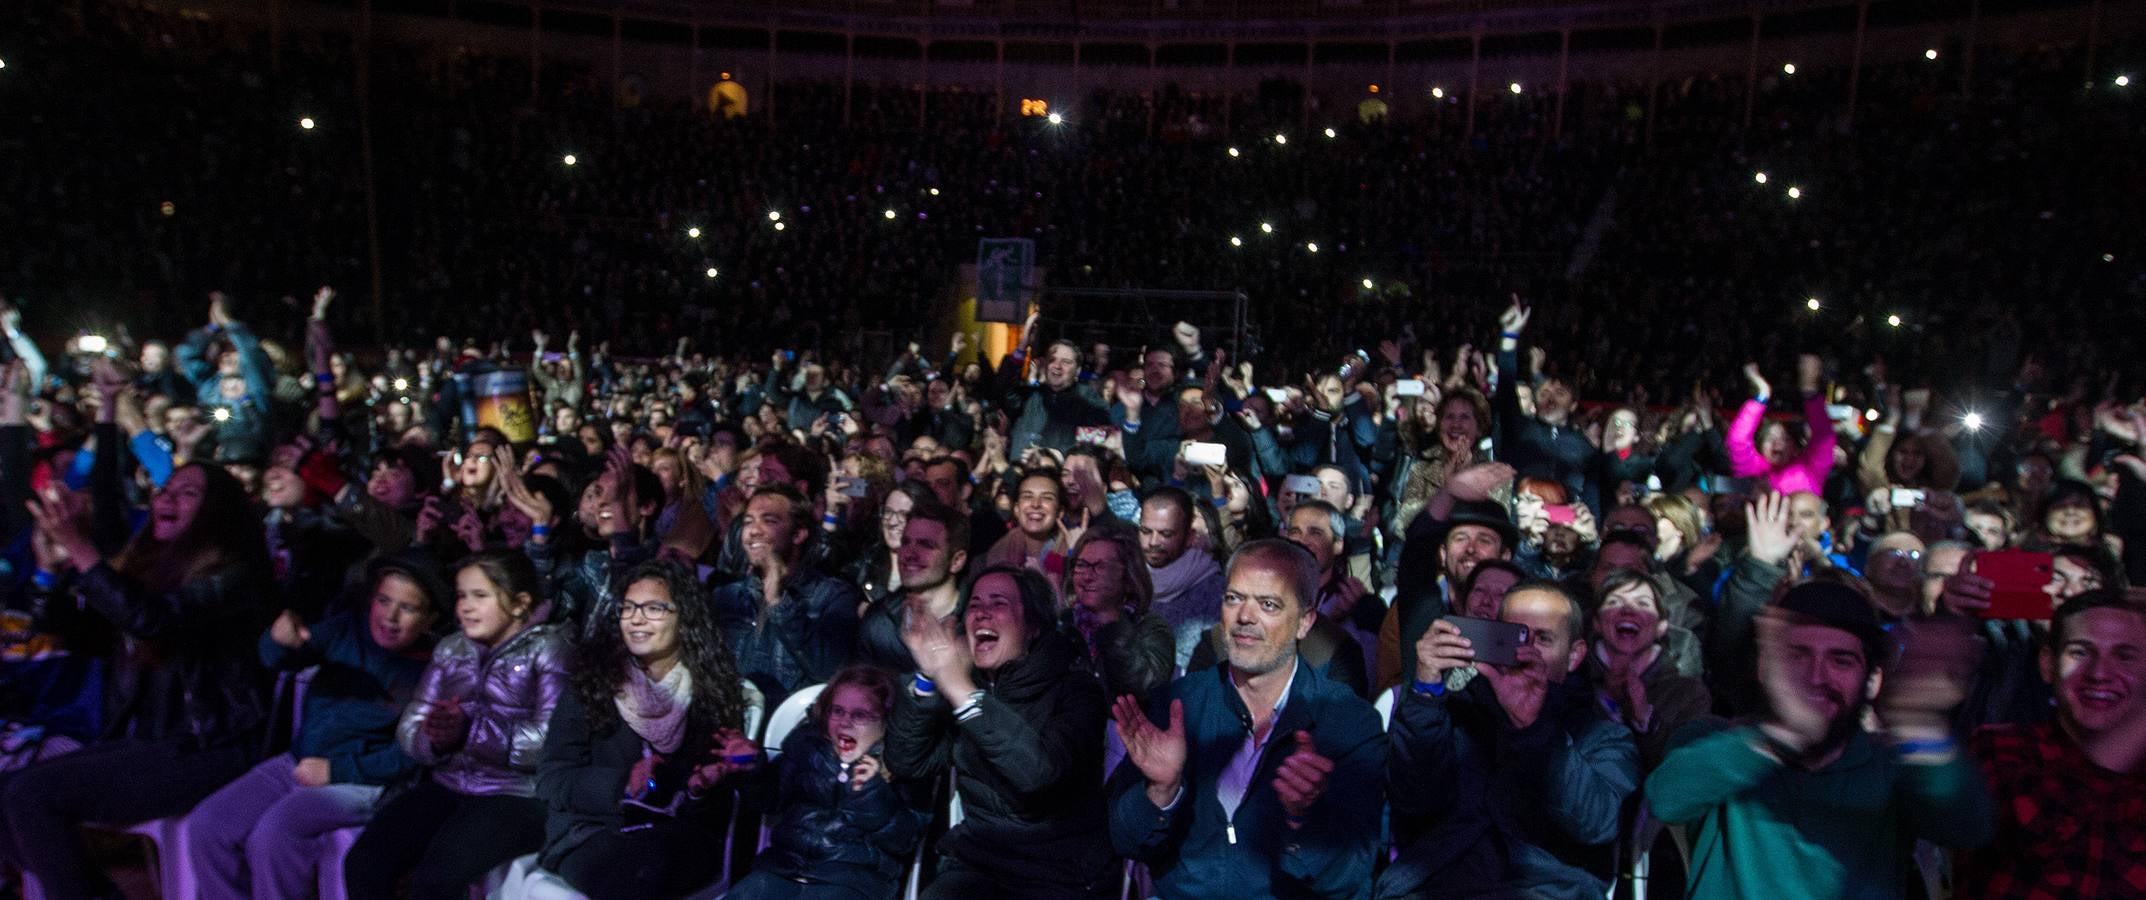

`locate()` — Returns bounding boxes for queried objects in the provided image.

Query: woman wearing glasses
[725,664,931,900]
[534,559,750,898]
[843,483,933,612]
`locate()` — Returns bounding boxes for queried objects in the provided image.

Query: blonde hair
[1643,493,1704,552]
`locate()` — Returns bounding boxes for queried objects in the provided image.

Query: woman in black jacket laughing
[888,564,1113,900]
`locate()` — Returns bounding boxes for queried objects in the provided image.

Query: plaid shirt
[1957,721,2146,899]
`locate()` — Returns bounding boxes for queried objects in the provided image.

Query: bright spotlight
[562,154,577,166]
[299,117,316,130]
[1782,63,1797,75]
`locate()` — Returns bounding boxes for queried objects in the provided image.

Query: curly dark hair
[570,559,746,738]
[114,462,269,595]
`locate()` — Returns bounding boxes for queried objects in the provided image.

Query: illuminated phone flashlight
[74,334,109,354]
[392,377,410,392]
[212,407,232,423]
[1963,412,1984,432]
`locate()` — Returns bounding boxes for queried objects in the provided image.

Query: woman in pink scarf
[1726,355,1837,497]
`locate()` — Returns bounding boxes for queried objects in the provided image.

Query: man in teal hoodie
[1647,581,1995,899]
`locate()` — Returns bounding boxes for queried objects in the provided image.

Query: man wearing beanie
[1646,581,1996,899]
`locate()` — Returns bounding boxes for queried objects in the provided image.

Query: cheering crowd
[3,3,2146,899]
[0,276,2137,900]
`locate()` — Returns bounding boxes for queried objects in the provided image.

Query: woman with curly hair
[535,559,749,899]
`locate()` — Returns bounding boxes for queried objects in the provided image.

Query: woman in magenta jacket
[1726,355,1837,497]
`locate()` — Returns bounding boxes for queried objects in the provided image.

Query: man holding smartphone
[1380,580,1637,899]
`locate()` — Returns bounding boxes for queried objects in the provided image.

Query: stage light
[1887,314,1903,328]
[1806,298,1821,311]
[767,210,781,222]
[1305,242,1320,253]
[1755,172,1769,184]
[1259,222,1274,234]
[1361,278,1374,289]
[1782,63,1796,75]
[1272,133,1288,145]
[705,267,719,279]
[1786,186,1802,200]
[1229,236,1243,247]
[1431,87,1445,99]
[1046,112,1064,125]
[774,221,786,231]
[1228,147,1241,158]
[687,227,701,239]
[1963,412,1984,432]
[1509,82,1523,94]
[1925,49,1939,61]
[2117,75,2132,87]
[2105,254,2117,262]
[1323,127,1337,139]
[562,154,577,166]
[393,378,410,392]
[299,117,316,130]
[884,209,897,220]
[928,188,941,196]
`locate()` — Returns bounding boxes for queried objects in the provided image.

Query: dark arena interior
[0,0,2143,897]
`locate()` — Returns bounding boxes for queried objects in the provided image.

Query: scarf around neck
[615,660,694,754]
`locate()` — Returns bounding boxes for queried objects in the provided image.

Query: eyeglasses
[1071,559,1121,575]
[618,601,678,621]
[880,509,911,524]
[827,706,883,727]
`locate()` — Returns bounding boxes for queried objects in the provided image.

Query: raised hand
[1271,731,1335,820]
[495,445,555,529]
[269,609,312,649]
[1796,354,1824,395]
[1497,295,1531,337]
[900,609,965,684]
[25,487,96,573]
[311,286,335,321]
[1413,618,1476,683]
[1446,462,1515,503]
[1742,363,1773,400]
[1111,695,1186,808]
[1743,492,1797,566]
[1876,616,1982,739]
[1475,642,1550,729]
[1172,321,1201,353]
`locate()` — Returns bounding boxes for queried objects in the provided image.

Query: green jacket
[1647,721,1994,899]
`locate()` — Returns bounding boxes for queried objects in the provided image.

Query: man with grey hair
[1106,539,1383,899]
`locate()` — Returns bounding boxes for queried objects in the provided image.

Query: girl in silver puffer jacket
[344,551,573,900]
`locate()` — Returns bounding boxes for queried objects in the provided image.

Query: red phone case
[1976,551,2055,620]
[1545,505,1576,526]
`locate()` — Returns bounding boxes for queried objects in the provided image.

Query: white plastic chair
[760,684,825,762]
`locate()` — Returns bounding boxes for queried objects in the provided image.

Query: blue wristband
[1500,331,1520,340]
[1410,679,1446,697]
[530,523,552,537]
[913,674,935,694]
[1893,737,1956,757]
[30,569,57,591]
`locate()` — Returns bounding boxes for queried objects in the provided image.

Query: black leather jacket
[76,560,272,748]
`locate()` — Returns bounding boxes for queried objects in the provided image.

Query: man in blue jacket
[1107,538,1384,900]
[1379,578,1638,899]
